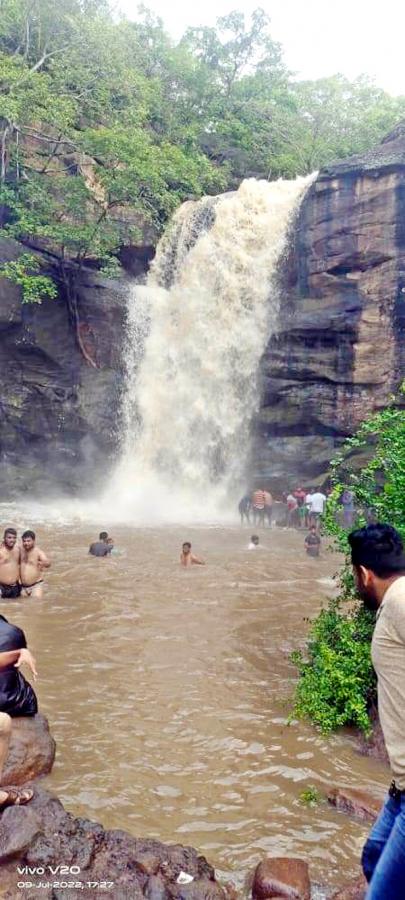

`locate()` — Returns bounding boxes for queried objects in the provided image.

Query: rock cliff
[0,238,128,496]
[253,124,405,485]
[1,126,405,496]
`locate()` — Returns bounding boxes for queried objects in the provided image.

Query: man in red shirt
[252,489,266,526]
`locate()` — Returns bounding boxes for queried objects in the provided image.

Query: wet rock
[144,874,171,900]
[327,786,382,823]
[253,127,405,488]
[252,857,310,899]
[0,802,42,860]
[357,706,389,767]
[1,714,56,786]
[168,883,226,900]
[0,236,128,498]
[331,874,367,899]
[135,850,162,876]
[0,786,225,899]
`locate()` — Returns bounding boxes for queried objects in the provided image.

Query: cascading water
[107,176,313,523]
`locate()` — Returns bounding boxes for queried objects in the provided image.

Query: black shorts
[0,583,21,599]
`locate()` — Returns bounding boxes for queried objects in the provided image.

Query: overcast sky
[118,0,404,96]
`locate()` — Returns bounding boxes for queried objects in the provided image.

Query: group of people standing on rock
[239,487,327,557]
[239,489,274,526]
[239,486,327,529]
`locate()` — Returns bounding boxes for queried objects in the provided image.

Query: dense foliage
[1,0,405,288]
[293,390,405,734]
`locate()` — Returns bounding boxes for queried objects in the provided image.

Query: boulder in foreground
[0,786,227,899]
[327,786,383,824]
[1,714,56,786]
[252,857,310,899]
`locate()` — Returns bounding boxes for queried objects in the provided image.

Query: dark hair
[182,542,191,550]
[99,532,108,541]
[251,534,259,542]
[4,528,17,538]
[349,523,405,578]
[22,530,35,540]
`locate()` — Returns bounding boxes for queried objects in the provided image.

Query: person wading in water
[20,531,50,599]
[89,532,113,558]
[305,525,321,557]
[0,529,21,599]
[180,543,205,567]
[349,523,405,899]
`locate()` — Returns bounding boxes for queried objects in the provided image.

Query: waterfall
[107,176,313,523]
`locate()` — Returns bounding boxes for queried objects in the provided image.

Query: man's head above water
[3,528,17,548]
[349,523,405,611]
[182,542,191,554]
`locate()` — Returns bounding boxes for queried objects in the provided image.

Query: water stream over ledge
[0,522,387,891]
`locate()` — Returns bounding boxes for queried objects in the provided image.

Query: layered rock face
[0,238,128,496]
[253,125,405,485]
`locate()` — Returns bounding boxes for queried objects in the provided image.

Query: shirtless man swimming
[180,542,205,567]
[20,531,50,599]
[0,529,21,599]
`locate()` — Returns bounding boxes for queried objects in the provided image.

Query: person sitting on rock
[0,614,38,810]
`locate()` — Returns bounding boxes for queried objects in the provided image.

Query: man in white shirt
[309,489,326,530]
[349,523,405,899]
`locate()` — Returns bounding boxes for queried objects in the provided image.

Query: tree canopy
[0,0,404,290]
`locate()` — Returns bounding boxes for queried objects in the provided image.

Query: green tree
[287,75,405,173]
[1,0,405,345]
[293,390,405,734]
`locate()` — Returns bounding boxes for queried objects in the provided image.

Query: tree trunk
[60,263,98,369]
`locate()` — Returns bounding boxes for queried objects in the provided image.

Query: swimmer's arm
[37,549,51,569]
[191,554,205,565]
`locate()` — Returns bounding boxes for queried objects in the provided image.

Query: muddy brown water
[0,523,388,891]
